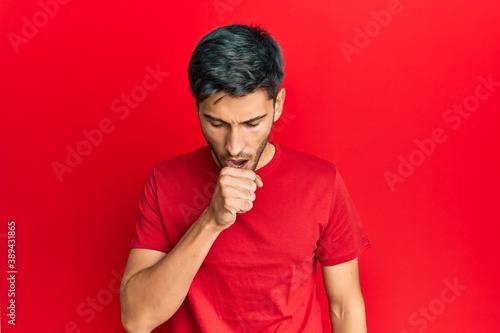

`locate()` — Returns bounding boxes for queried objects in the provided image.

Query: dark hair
[188,24,284,105]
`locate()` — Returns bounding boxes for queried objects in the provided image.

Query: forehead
[199,90,273,119]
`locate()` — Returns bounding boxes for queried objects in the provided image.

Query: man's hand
[205,167,263,230]
[121,167,262,331]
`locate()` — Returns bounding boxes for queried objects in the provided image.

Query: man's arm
[120,209,221,333]
[120,167,262,333]
[322,258,367,333]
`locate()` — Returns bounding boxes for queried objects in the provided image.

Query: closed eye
[210,122,225,128]
[244,123,259,128]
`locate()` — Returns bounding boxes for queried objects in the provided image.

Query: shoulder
[278,144,338,179]
[145,146,213,192]
[153,146,210,176]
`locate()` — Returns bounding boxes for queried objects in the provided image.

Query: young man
[120,24,370,333]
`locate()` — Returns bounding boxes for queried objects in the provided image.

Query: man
[120,24,370,333]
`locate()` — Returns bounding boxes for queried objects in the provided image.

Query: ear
[273,88,286,122]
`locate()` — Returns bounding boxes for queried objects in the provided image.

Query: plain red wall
[1,0,499,332]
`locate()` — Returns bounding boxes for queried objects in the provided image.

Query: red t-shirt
[131,143,370,332]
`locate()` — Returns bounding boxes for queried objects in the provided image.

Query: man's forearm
[121,209,222,333]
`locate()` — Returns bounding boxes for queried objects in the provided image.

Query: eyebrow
[202,113,267,125]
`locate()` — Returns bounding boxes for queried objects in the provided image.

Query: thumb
[255,175,263,188]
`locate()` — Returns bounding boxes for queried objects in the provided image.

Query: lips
[226,160,249,168]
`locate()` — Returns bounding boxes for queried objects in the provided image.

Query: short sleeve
[130,167,171,253]
[316,169,371,266]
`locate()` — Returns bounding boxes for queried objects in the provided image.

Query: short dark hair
[188,24,285,105]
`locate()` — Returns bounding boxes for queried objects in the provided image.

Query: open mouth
[226,160,249,168]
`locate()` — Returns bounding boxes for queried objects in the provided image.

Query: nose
[225,126,244,157]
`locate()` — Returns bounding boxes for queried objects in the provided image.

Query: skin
[324,258,368,332]
[120,88,367,333]
[199,89,283,171]
[198,88,285,227]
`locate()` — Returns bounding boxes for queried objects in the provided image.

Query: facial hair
[204,119,274,171]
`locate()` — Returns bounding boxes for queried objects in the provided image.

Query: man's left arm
[322,258,367,333]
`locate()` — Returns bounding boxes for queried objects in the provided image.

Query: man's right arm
[120,167,262,333]
[120,209,222,333]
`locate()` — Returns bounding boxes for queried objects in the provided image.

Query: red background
[1,0,500,332]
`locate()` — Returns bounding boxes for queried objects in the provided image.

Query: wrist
[199,207,225,233]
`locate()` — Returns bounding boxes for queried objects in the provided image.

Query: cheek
[252,129,268,142]
[201,124,220,140]
[257,122,273,138]
[250,125,272,145]
[202,126,227,150]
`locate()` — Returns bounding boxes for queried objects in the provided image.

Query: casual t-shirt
[131,143,370,332]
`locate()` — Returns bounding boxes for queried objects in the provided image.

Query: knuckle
[219,174,229,185]
[224,197,234,210]
[243,179,256,191]
[248,190,256,201]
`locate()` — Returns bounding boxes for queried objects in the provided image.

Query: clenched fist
[205,167,263,230]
